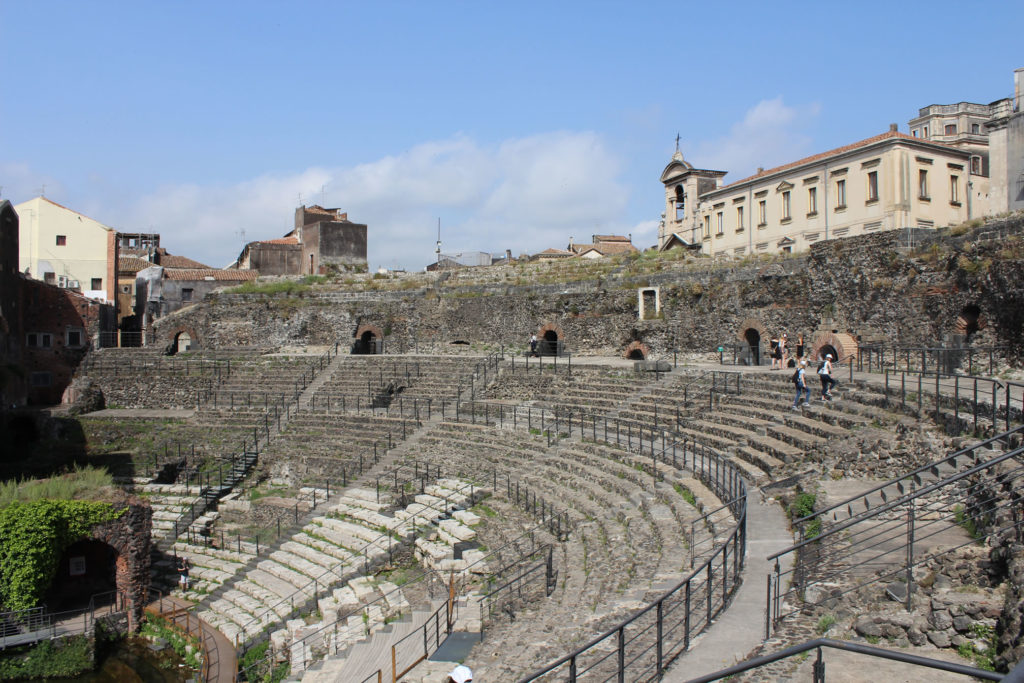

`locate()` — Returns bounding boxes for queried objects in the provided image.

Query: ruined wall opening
[627,348,645,360]
[47,539,118,611]
[743,328,761,366]
[540,330,560,357]
[817,344,839,362]
[958,304,982,342]
[623,340,650,361]
[354,330,378,355]
[168,331,192,355]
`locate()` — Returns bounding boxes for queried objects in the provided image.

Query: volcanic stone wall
[153,214,1024,359]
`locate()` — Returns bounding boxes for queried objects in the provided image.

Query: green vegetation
[0,635,94,680]
[816,613,836,634]
[789,491,821,539]
[240,641,291,683]
[0,498,123,610]
[956,622,997,671]
[0,466,113,507]
[953,504,985,540]
[140,613,203,671]
[472,503,497,518]
[673,483,697,506]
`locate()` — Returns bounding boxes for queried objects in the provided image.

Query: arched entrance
[47,539,118,611]
[174,331,192,354]
[353,324,384,355]
[623,341,650,360]
[810,332,858,365]
[537,323,564,357]
[956,304,983,342]
[743,328,761,366]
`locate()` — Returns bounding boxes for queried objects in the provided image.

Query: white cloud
[100,131,633,270]
[688,97,821,182]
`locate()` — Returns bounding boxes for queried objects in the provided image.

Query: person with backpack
[792,360,810,410]
[818,353,837,400]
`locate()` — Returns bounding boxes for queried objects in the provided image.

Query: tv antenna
[435,218,441,263]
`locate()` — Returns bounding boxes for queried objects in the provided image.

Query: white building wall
[15,197,113,293]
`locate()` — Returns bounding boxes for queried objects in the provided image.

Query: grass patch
[816,613,836,634]
[473,503,497,518]
[673,483,697,506]
[0,635,94,679]
[0,466,114,507]
[227,280,312,295]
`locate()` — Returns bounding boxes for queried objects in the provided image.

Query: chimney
[889,123,899,132]
[757,167,764,174]
[505,249,512,261]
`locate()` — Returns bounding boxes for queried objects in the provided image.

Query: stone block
[930,610,953,631]
[927,630,951,648]
[854,616,881,638]
[952,615,973,632]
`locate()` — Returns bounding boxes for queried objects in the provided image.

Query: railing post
[906,484,915,612]
[616,626,625,683]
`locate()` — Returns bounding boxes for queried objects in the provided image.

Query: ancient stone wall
[152,214,1024,360]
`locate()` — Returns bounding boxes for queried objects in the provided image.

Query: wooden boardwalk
[146,596,236,683]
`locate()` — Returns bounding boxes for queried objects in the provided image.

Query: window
[912,129,919,137]
[971,123,980,134]
[182,288,194,302]
[90,278,102,290]
[835,179,847,209]
[56,235,67,246]
[757,200,767,226]
[733,247,746,256]
[864,221,882,232]
[66,329,83,347]
[867,171,878,202]
[44,272,56,285]
[736,206,744,231]
[950,175,960,204]
[30,372,52,387]
[716,211,724,235]
[922,127,929,138]
[807,187,817,215]
[971,156,981,175]
[944,124,957,135]
[781,191,791,220]
[703,215,711,239]
[26,333,52,348]
[674,186,685,220]
[918,169,929,199]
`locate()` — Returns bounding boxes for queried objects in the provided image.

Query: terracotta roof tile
[118,256,154,273]
[163,269,259,281]
[259,236,300,245]
[711,131,966,193]
[160,253,212,269]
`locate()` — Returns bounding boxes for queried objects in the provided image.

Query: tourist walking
[529,334,538,357]
[792,360,811,409]
[779,334,789,367]
[177,557,190,590]
[818,353,837,400]
[769,335,780,369]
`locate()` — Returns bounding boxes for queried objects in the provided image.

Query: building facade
[986,68,1024,214]
[15,197,119,303]
[661,129,986,257]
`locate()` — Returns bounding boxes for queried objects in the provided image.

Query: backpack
[791,368,802,386]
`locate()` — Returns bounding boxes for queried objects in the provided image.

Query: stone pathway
[662,489,794,681]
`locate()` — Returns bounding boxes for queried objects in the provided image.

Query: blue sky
[2,1,1021,270]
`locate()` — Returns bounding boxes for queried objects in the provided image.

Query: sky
[2,1,1022,271]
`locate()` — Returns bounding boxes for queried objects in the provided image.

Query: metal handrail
[685,637,1003,682]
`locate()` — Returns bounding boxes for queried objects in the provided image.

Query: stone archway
[737,318,768,366]
[83,501,151,632]
[537,323,564,357]
[353,324,384,355]
[623,341,650,360]
[810,332,858,364]
[954,304,985,342]
[165,325,198,355]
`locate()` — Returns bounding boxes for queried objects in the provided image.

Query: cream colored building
[660,128,988,257]
[15,197,118,303]
[985,68,1024,214]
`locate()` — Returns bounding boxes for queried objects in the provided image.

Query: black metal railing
[438,404,748,683]
[686,637,1005,682]
[857,344,1009,376]
[765,426,1024,638]
[882,369,1024,433]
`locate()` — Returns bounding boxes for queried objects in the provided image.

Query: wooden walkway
[145,596,236,683]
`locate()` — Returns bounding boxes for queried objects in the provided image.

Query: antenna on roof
[435,218,442,262]
[36,184,46,197]
[297,193,303,207]
[235,228,247,247]
[320,184,327,206]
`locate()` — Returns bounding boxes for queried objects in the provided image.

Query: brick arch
[168,326,199,352]
[86,501,151,632]
[810,332,858,364]
[954,305,985,337]
[736,318,767,343]
[537,322,564,340]
[623,341,650,360]
[354,324,384,340]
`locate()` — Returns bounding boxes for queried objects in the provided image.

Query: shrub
[0,636,94,679]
